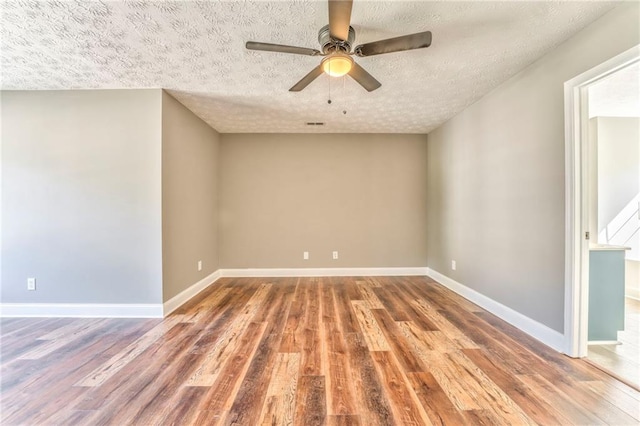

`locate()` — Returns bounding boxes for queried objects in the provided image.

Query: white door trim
[563,44,640,357]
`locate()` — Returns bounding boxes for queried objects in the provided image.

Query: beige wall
[1,90,163,304]
[427,2,640,333]
[219,133,428,268]
[161,91,220,302]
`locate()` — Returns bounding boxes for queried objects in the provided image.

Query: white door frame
[563,44,640,357]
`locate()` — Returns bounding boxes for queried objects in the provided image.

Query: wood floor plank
[300,281,323,376]
[37,318,105,341]
[371,285,412,321]
[370,309,424,372]
[583,380,640,421]
[362,276,383,287]
[381,278,440,332]
[516,373,605,425]
[440,350,534,425]
[588,344,640,388]
[5,321,174,423]
[4,386,89,426]
[441,308,542,376]
[2,320,152,404]
[463,348,570,425]
[187,283,272,386]
[369,350,432,425]
[406,276,483,313]
[76,315,183,386]
[466,314,638,424]
[86,324,202,425]
[403,349,480,410]
[462,409,503,425]
[2,319,146,407]
[182,287,232,323]
[2,276,638,426]
[327,414,362,426]
[333,282,360,334]
[397,321,459,353]
[344,332,395,426]
[405,343,534,426]
[410,299,478,349]
[474,310,599,381]
[150,386,209,426]
[0,318,75,361]
[258,352,300,425]
[355,281,385,309]
[187,283,263,346]
[17,319,108,360]
[196,321,268,421]
[0,317,66,340]
[351,301,390,351]
[2,318,149,398]
[321,277,337,323]
[294,375,326,426]
[224,285,292,425]
[323,321,357,416]
[542,375,640,425]
[406,371,468,426]
[73,322,196,411]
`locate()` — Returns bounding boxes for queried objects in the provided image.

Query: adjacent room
[1,1,639,424]
[586,62,640,389]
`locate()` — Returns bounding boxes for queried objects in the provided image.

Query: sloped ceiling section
[1,1,617,133]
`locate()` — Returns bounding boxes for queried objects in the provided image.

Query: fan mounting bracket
[318,24,355,55]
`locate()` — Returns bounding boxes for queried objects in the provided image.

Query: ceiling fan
[245,0,432,92]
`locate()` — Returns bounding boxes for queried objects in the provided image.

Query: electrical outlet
[27,278,36,291]
[197,260,202,271]
[451,260,457,271]
[303,251,309,260]
[332,251,339,260]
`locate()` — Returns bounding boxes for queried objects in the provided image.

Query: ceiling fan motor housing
[318,24,356,54]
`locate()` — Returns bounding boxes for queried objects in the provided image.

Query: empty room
[1,1,639,425]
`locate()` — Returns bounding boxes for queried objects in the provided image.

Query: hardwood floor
[1,276,639,425]
[588,297,640,390]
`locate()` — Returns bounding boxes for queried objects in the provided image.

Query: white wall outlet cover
[27,278,36,290]
[303,251,309,260]
[197,260,202,271]
[451,260,457,270]
[333,251,339,260]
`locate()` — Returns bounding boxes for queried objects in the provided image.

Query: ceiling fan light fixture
[322,54,353,77]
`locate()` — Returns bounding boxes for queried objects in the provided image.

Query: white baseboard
[163,270,222,316]
[426,268,565,352]
[0,303,162,318]
[220,267,428,278]
[588,340,620,345]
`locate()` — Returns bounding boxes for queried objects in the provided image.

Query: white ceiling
[589,61,640,118]
[1,1,618,133]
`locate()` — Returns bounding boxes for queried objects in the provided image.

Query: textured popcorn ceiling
[0,1,618,133]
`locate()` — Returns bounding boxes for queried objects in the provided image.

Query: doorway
[564,44,640,390]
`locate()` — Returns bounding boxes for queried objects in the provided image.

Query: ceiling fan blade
[290,65,324,92]
[354,31,432,57]
[246,41,321,56]
[348,62,381,92]
[328,0,353,41]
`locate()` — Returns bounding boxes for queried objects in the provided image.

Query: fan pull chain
[327,61,332,105]
[342,75,347,115]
